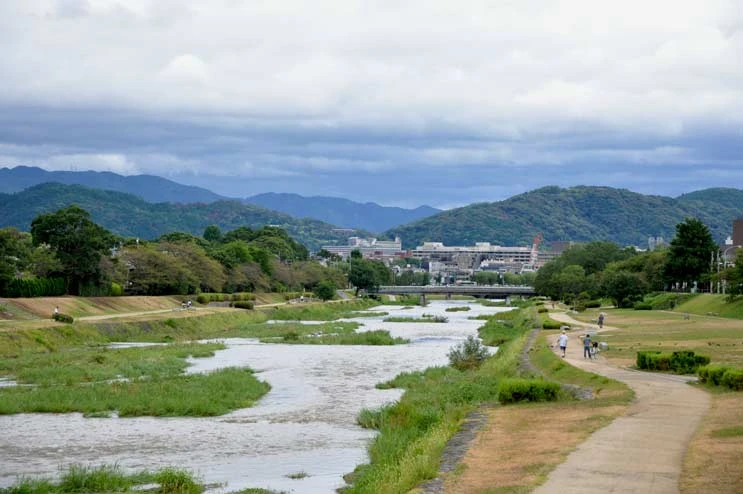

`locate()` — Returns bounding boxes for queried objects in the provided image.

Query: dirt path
[533,312,710,494]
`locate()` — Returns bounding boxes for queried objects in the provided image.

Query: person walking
[583,334,593,359]
[557,330,568,358]
[598,312,605,328]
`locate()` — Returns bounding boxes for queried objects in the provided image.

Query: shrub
[196,294,209,304]
[698,365,729,386]
[153,468,201,494]
[637,350,709,374]
[447,335,490,371]
[721,369,743,391]
[542,319,562,330]
[584,300,601,308]
[537,307,548,313]
[231,301,254,310]
[633,302,652,310]
[497,378,561,404]
[52,312,74,324]
[110,282,123,296]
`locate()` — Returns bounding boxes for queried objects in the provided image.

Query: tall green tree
[30,206,113,294]
[663,218,718,291]
[203,225,222,243]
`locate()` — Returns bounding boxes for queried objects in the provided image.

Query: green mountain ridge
[0,183,368,250]
[385,185,743,249]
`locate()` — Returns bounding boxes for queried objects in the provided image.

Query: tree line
[0,205,346,298]
[534,218,743,307]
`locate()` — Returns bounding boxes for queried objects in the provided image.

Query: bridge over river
[376,285,536,303]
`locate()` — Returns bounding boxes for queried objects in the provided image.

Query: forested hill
[0,166,226,204]
[245,192,440,232]
[0,183,365,250]
[385,186,743,249]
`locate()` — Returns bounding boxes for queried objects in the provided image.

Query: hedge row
[497,378,561,404]
[636,350,710,374]
[231,301,254,310]
[698,365,743,391]
[196,292,256,304]
[2,277,65,297]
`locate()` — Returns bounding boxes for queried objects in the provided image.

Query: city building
[321,236,405,261]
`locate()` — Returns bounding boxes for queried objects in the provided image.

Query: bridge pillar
[419,293,427,306]
[446,292,451,300]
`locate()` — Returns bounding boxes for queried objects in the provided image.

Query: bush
[52,312,74,324]
[633,302,652,310]
[110,282,123,296]
[636,350,710,374]
[721,369,743,391]
[537,307,548,313]
[542,318,562,330]
[698,365,729,386]
[447,335,490,371]
[497,378,561,404]
[231,301,254,310]
[584,300,601,308]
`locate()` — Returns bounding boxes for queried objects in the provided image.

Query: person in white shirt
[557,330,568,358]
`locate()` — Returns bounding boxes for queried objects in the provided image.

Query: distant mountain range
[0,183,369,251]
[244,192,440,233]
[385,186,743,249]
[2,167,742,251]
[0,166,226,204]
[0,166,439,231]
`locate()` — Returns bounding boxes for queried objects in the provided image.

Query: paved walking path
[533,312,710,494]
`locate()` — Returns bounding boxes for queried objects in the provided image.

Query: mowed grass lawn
[560,301,743,494]
[570,306,743,369]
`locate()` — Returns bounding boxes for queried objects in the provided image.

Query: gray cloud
[0,0,741,208]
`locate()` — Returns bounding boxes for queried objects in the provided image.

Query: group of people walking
[557,331,596,359]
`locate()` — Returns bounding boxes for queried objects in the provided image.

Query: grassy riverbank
[0,464,288,494]
[445,333,633,492]
[343,307,540,493]
[545,298,743,494]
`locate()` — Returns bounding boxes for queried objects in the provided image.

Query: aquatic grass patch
[153,468,202,494]
[264,329,408,346]
[263,299,380,321]
[284,472,309,479]
[383,315,448,323]
[239,321,359,339]
[0,343,224,386]
[0,367,269,417]
[445,306,471,312]
[0,464,206,494]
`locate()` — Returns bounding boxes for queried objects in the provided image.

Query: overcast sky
[1,0,742,209]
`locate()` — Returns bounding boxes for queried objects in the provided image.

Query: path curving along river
[0,301,510,493]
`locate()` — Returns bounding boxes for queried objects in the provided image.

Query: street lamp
[722,245,741,295]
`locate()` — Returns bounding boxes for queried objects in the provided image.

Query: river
[0,300,510,493]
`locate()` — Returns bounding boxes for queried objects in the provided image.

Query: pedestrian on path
[598,312,605,328]
[557,330,568,358]
[583,334,593,359]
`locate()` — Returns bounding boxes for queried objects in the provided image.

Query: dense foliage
[533,218,735,305]
[1,206,349,298]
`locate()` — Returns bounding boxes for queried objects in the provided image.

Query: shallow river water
[0,301,510,493]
